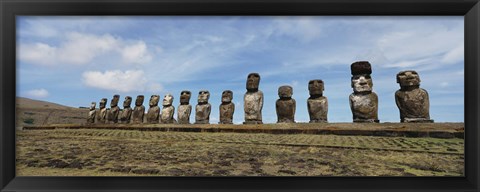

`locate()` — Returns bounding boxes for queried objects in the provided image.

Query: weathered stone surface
[132,95,145,124]
[107,95,120,124]
[219,90,234,124]
[195,90,211,124]
[146,95,160,123]
[177,91,192,124]
[119,96,132,124]
[96,98,108,124]
[307,79,328,123]
[244,73,263,124]
[349,61,379,123]
[161,94,176,124]
[349,93,379,123]
[276,86,296,123]
[87,102,96,124]
[395,70,433,123]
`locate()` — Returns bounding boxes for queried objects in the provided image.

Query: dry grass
[16,129,464,176]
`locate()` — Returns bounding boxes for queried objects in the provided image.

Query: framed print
[1,0,479,192]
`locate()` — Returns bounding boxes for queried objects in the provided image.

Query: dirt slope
[16,97,88,126]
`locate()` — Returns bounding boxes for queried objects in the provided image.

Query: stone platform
[21,122,464,139]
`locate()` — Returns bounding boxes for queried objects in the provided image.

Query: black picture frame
[1,0,479,191]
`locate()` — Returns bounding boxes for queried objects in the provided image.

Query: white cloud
[58,32,118,65]
[19,32,152,66]
[148,83,164,93]
[376,23,463,69]
[26,88,49,98]
[121,41,152,64]
[82,70,149,92]
[441,44,464,64]
[440,82,449,87]
[18,43,57,65]
[273,17,323,42]
[20,22,58,38]
[383,58,430,68]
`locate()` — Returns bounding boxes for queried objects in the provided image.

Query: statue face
[308,80,324,96]
[180,91,191,104]
[135,95,144,106]
[351,74,373,93]
[149,95,160,106]
[278,85,293,98]
[163,94,174,106]
[397,70,420,87]
[90,102,96,110]
[198,90,210,104]
[99,98,107,109]
[111,94,120,107]
[123,96,132,108]
[221,90,233,103]
[246,73,260,91]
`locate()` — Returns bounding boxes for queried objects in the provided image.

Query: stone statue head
[397,70,421,87]
[163,94,174,106]
[278,85,293,98]
[198,90,210,104]
[180,90,191,104]
[221,90,233,103]
[351,61,373,93]
[90,102,96,110]
[246,73,261,91]
[123,96,132,108]
[351,74,373,93]
[308,79,324,96]
[149,95,160,107]
[111,94,120,107]
[99,98,107,109]
[135,95,144,106]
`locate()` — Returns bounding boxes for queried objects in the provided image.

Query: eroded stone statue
[243,73,263,124]
[177,91,192,124]
[395,70,434,123]
[87,102,96,124]
[96,98,108,124]
[349,61,379,123]
[146,95,160,123]
[161,94,176,124]
[132,95,145,124]
[219,90,235,124]
[119,96,132,124]
[195,90,211,124]
[276,85,296,123]
[107,94,120,123]
[307,79,328,123]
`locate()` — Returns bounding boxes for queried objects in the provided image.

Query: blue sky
[16,16,464,123]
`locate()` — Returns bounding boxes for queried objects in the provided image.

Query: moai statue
[96,98,108,124]
[177,91,192,124]
[107,94,120,123]
[87,102,96,124]
[307,80,328,123]
[119,96,133,124]
[132,95,145,124]
[160,94,176,124]
[276,85,296,123]
[243,73,264,124]
[219,90,235,124]
[349,61,379,123]
[395,70,434,123]
[146,95,160,123]
[195,90,211,124]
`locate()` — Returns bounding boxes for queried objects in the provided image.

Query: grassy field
[16,129,464,176]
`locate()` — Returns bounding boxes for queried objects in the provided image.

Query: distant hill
[16,97,76,110]
[16,97,88,127]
